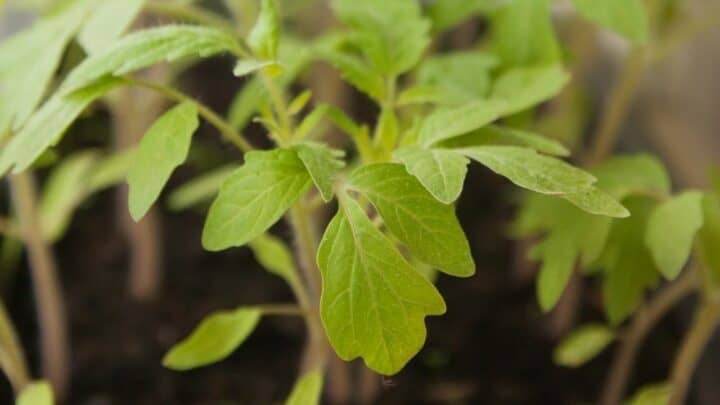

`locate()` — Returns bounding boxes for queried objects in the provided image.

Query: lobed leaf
[440,125,570,157]
[348,163,475,277]
[293,142,345,202]
[202,149,312,251]
[416,51,498,104]
[128,102,199,221]
[553,324,615,368]
[395,146,469,204]
[163,308,261,370]
[317,195,446,375]
[645,191,704,280]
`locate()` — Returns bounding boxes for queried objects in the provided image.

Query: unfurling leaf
[645,192,704,280]
[554,324,615,367]
[317,195,446,375]
[348,163,475,277]
[163,308,261,370]
[128,102,199,221]
[285,371,323,405]
[202,149,312,251]
[395,146,469,204]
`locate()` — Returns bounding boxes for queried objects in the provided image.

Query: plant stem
[600,270,696,405]
[143,1,237,33]
[256,304,308,317]
[8,173,70,400]
[669,301,720,405]
[126,77,255,153]
[0,299,30,394]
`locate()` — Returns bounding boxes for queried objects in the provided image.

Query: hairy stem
[669,301,720,405]
[9,173,70,400]
[126,77,255,152]
[600,271,696,405]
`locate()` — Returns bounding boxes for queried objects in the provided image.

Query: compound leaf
[645,191,704,280]
[163,308,261,370]
[202,149,312,251]
[317,195,446,375]
[128,102,199,221]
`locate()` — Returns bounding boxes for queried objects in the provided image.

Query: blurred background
[1,0,720,404]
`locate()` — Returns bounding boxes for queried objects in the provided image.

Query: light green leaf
[416,51,498,104]
[39,151,98,242]
[440,125,570,157]
[16,381,53,405]
[61,25,240,95]
[553,324,615,367]
[699,193,720,291]
[562,187,630,218]
[332,0,430,76]
[77,0,145,54]
[167,165,237,211]
[317,195,446,375]
[419,100,507,147]
[490,65,570,116]
[288,90,312,115]
[532,232,577,311]
[248,234,296,283]
[591,154,671,199]
[645,192,705,280]
[573,0,649,45]
[233,59,280,77]
[86,148,137,193]
[128,102,200,221]
[601,197,661,325]
[293,142,345,202]
[294,105,331,140]
[128,102,199,221]
[395,146,469,204]
[0,0,90,133]
[426,0,495,33]
[320,50,385,102]
[348,163,475,277]
[248,0,279,60]
[457,146,596,195]
[491,0,561,66]
[202,149,312,251]
[0,77,123,176]
[285,370,323,405]
[628,382,671,405]
[163,308,261,370]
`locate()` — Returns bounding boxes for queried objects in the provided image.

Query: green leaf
[573,0,649,45]
[167,165,237,211]
[39,151,98,242]
[293,142,345,202]
[288,90,312,115]
[395,146,469,204]
[285,371,323,405]
[627,382,671,405]
[332,0,430,76]
[418,100,507,147]
[532,231,577,311]
[248,234,296,283]
[317,195,446,375]
[601,197,661,325]
[294,105,331,140]
[77,0,145,54]
[440,125,570,157]
[61,25,240,95]
[16,381,53,405]
[491,0,561,67]
[698,193,720,291]
[0,77,123,176]
[233,59,280,77]
[127,102,199,221]
[320,50,385,102]
[562,187,630,218]
[591,154,671,199]
[248,0,280,60]
[457,146,596,195]
[0,0,90,133]
[163,308,261,371]
[86,148,136,193]
[490,65,570,116]
[553,324,615,367]
[645,192,704,280]
[348,163,475,277]
[426,0,495,33]
[416,51,498,104]
[202,149,312,251]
